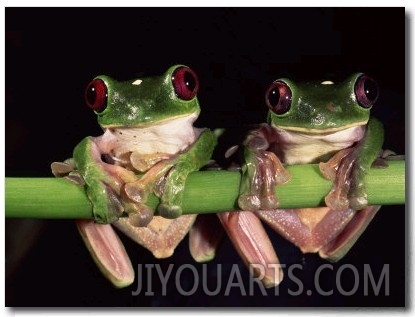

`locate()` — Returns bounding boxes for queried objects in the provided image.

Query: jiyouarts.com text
[131,263,389,297]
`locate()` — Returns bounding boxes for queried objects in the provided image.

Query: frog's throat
[270,123,366,165]
[272,120,368,134]
[100,112,202,157]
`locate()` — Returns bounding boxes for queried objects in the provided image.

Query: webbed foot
[238,148,291,211]
[319,147,371,211]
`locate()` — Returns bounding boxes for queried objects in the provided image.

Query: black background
[5,7,406,307]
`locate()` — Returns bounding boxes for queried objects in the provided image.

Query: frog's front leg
[158,129,217,218]
[238,123,291,210]
[320,118,384,211]
[124,129,217,219]
[311,118,384,261]
[73,136,138,223]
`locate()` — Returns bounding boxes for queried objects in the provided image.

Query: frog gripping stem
[320,118,384,211]
[238,123,291,211]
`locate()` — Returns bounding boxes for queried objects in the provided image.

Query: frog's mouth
[101,111,200,129]
[272,120,369,134]
[272,123,367,145]
[109,112,200,137]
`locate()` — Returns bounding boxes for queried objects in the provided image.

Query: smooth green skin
[267,73,371,131]
[240,73,384,211]
[73,65,216,223]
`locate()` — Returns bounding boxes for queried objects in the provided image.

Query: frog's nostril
[326,102,336,113]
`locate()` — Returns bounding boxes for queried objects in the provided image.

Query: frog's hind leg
[319,205,380,262]
[188,214,225,263]
[217,210,284,288]
[256,206,379,262]
[76,219,134,288]
[113,214,197,259]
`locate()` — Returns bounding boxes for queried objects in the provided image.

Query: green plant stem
[5,161,405,219]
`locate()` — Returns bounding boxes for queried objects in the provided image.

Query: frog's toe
[372,157,389,168]
[104,183,124,213]
[238,194,261,211]
[123,202,153,227]
[319,162,337,181]
[260,195,279,210]
[349,194,368,211]
[157,204,183,219]
[65,171,85,186]
[122,182,147,203]
[51,161,75,177]
[324,191,349,211]
[128,209,153,227]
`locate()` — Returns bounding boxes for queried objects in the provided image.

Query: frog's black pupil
[268,88,281,108]
[87,86,96,105]
[355,75,378,108]
[364,78,378,102]
[184,71,196,92]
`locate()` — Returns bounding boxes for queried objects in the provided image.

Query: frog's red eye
[354,74,379,108]
[85,79,108,112]
[265,80,292,115]
[172,66,199,101]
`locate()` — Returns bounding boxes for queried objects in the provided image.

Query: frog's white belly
[274,125,366,165]
[100,113,202,157]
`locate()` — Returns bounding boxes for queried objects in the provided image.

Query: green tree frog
[52,65,216,287]
[218,73,384,287]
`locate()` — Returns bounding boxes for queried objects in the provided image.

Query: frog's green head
[84,65,201,128]
[265,73,379,133]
